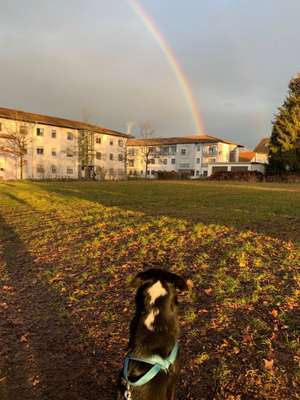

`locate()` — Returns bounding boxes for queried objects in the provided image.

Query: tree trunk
[20,155,23,180]
[145,156,149,179]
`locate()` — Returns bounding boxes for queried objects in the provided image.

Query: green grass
[0,180,299,399]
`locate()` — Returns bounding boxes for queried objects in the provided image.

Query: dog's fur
[116,268,189,400]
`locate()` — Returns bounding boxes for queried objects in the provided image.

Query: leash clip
[124,383,132,400]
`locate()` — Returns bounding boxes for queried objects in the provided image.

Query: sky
[0,0,299,149]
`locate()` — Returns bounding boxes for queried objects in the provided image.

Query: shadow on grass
[33,181,300,244]
[0,214,116,400]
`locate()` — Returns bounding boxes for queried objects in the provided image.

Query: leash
[123,342,179,398]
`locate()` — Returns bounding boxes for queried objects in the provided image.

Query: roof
[0,107,129,138]
[254,138,270,154]
[128,134,243,147]
[239,151,256,162]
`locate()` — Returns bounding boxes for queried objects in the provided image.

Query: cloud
[0,0,299,148]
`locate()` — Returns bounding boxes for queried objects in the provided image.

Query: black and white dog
[116,268,191,400]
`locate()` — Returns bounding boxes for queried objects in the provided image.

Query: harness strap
[123,342,179,387]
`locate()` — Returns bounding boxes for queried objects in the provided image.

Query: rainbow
[128,0,204,134]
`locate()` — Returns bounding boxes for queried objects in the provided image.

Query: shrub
[209,170,264,182]
[156,170,192,180]
[265,173,300,183]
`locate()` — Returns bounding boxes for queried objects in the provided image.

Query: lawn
[0,180,299,400]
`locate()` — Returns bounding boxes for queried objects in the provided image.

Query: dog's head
[133,268,192,321]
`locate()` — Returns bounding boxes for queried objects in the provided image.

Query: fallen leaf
[263,359,274,371]
[271,309,278,318]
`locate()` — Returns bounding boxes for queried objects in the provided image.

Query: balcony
[202,150,218,157]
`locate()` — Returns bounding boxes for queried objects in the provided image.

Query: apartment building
[0,107,129,180]
[126,135,245,178]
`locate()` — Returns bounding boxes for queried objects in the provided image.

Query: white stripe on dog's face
[144,308,159,331]
[148,280,167,305]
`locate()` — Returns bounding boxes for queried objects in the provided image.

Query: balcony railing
[202,150,218,157]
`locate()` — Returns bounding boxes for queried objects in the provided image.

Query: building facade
[126,135,245,178]
[0,107,128,180]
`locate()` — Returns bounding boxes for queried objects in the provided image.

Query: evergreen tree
[269,73,300,173]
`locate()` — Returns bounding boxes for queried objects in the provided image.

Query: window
[161,146,169,155]
[118,139,123,147]
[163,159,167,165]
[151,170,155,175]
[128,159,134,167]
[36,165,45,174]
[197,145,201,151]
[171,158,176,165]
[36,128,44,136]
[118,154,124,162]
[96,137,101,144]
[149,158,155,165]
[66,149,73,157]
[20,125,28,135]
[51,165,57,174]
[196,170,200,176]
[128,148,135,156]
[67,132,73,141]
[51,130,56,138]
[147,170,150,175]
[36,148,44,155]
[170,145,176,155]
[110,153,113,160]
[205,146,217,156]
[180,149,186,156]
[96,152,101,160]
[52,149,57,156]
[67,168,73,175]
[110,139,114,146]
[196,158,200,164]
[179,163,190,169]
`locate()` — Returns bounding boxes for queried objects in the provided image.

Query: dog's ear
[133,268,192,292]
[167,273,192,292]
[132,268,160,288]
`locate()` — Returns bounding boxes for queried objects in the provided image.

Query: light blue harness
[123,342,179,389]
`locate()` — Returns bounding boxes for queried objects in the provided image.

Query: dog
[116,268,191,400]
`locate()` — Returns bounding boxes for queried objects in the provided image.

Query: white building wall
[207,162,266,176]
[0,152,19,180]
[127,141,243,178]
[93,134,126,180]
[0,117,127,180]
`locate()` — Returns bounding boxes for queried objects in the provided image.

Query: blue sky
[1,0,299,148]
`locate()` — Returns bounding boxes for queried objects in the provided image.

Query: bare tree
[139,121,155,178]
[0,117,34,179]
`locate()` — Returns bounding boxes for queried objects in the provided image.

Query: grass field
[0,180,299,400]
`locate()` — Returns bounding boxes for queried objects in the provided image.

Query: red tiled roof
[128,134,243,147]
[0,107,129,138]
[239,151,256,162]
